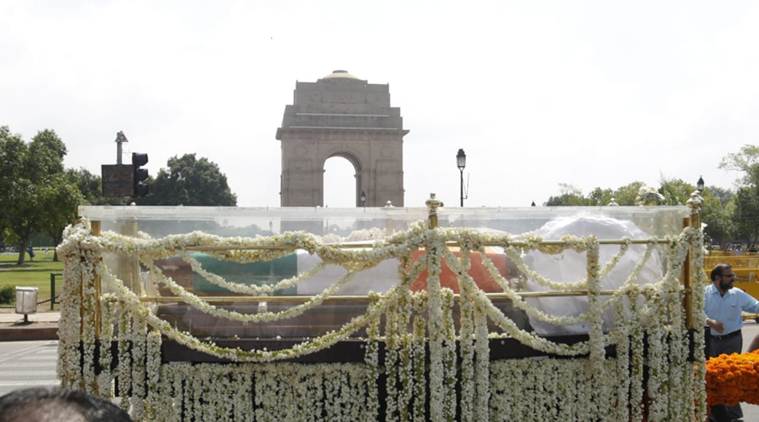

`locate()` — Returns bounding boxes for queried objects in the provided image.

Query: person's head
[0,387,131,422]
[710,263,735,292]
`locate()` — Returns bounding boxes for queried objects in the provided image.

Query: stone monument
[276,70,408,207]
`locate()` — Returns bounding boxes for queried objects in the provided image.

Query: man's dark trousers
[708,331,743,422]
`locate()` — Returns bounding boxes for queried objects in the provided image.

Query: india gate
[276,70,408,207]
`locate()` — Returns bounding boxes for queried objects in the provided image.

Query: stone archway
[322,152,362,207]
[277,70,408,207]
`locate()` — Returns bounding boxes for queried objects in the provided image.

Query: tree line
[544,145,759,249]
[2,125,757,264]
[0,126,236,265]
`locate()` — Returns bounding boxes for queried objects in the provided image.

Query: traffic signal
[132,152,149,197]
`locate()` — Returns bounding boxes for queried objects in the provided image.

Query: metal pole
[460,168,464,207]
[50,273,55,311]
[139,289,622,304]
[181,238,672,252]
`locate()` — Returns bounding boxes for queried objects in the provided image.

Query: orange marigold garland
[705,349,759,406]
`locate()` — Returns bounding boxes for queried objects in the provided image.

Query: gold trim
[181,238,672,252]
[139,289,618,304]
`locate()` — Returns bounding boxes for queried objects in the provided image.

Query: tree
[657,178,694,205]
[654,177,739,247]
[719,144,759,182]
[719,146,759,248]
[38,174,82,260]
[587,187,614,206]
[613,181,645,205]
[67,168,103,204]
[0,127,81,264]
[545,183,591,206]
[701,188,735,248]
[545,182,645,206]
[731,165,759,248]
[66,168,129,205]
[138,154,237,206]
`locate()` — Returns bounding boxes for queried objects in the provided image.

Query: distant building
[277,70,408,207]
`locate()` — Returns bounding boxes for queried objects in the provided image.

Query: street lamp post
[697,176,705,193]
[457,149,466,207]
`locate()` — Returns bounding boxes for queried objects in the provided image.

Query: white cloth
[296,252,400,295]
[523,214,663,336]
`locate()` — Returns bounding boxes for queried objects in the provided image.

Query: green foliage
[701,189,735,247]
[0,127,82,264]
[138,153,237,206]
[39,174,83,248]
[66,167,128,206]
[0,285,14,304]
[657,178,694,205]
[717,146,759,248]
[545,182,644,206]
[719,144,759,178]
[613,182,645,205]
[66,168,102,204]
[545,184,591,206]
[731,165,759,248]
[587,187,614,206]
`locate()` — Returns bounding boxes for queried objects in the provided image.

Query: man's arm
[750,334,759,353]
[739,290,759,313]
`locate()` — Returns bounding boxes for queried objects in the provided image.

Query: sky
[2,1,758,208]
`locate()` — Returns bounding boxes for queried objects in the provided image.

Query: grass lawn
[0,250,63,311]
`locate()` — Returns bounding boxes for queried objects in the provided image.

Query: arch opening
[323,154,361,207]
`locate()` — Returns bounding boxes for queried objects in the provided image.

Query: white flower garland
[143,257,362,324]
[425,231,446,422]
[411,291,428,422]
[473,297,490,422]
[384,295,399,422]
[364,294,380,422]
[144,330,161,421]
[117,307,132,412]
[97,296,116,398]
[440,289,457,422]
[180,252,328,295]
[397,285,414,422]
[458,266,475,422]
[130,312,147,421]
[501,238,631,292]
[57,218,706,422]
[613,299,630,422]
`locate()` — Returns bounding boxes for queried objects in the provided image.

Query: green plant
[0,285,14,304]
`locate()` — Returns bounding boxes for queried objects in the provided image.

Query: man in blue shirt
[705,263,759,422]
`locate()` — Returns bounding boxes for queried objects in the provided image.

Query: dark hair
[0,387,131,422]
[710,263,732,282]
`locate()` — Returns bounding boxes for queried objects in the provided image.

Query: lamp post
[457,149,466,207]
[360,191,367,207]
[697,176,704,193]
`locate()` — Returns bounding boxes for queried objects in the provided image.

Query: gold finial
[426,193,443,229]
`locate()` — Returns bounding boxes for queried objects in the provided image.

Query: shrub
[0,286,14,304]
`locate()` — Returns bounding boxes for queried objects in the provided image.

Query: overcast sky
[2,1,758,208]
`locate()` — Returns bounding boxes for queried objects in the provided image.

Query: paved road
[738,321,759,420]
[0,325,758,417]
[0,340,58,396]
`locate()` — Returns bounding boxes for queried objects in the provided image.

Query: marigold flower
[706,350,759,405]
